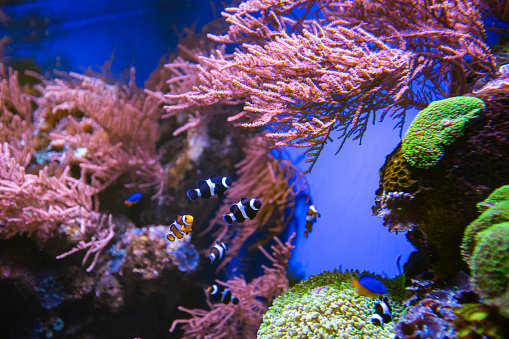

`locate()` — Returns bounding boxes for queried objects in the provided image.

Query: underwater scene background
[0,0,508,338]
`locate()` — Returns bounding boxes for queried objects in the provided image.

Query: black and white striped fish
[208,241,229,264]
[207,284,239,305]
[371,297,392,326]
[187,175,233,200]
[223,197,262,224]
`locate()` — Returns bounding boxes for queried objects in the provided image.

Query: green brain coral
[402,96,485,169]
[257,270,405,339]
[461,185,509,318]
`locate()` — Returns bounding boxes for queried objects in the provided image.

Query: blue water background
[288,118,417,279]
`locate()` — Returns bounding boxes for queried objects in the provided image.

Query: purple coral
[396,275,475,339]
[396,297,458,338]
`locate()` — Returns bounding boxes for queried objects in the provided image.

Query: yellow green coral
[401,96,485,169]
[257,270,405,339]
[461,185,509,318]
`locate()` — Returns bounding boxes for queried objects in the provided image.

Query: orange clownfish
[167,215,194,241]
[304,204,321,237]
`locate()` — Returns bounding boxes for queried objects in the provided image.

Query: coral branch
[169,233,296,339]
[163,0,495,172]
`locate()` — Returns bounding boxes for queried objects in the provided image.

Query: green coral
[461,185,509,318]
[257,270,406,339]
[402,96,485,169]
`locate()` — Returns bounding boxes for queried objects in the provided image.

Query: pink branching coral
[164,0,496,172]
[169,233,295,339]
[32,68,165,196]
[0,65,166,271]
[200,136,308,272]
[0,67,100,243]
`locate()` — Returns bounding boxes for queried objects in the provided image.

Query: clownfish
[223,197,262,224]
[125,193,142,206]
[304,204,321,237]
[208,241,229,264]
[167,215,194,242]
[207,284,239,305]
[371,297,392,326]
[351,274,388,299]
[187,175,233,200]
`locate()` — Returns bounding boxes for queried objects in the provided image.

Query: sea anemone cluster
[257,270,406,339]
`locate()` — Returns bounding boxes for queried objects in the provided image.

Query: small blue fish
[351,274,388,298]
[125,193,142,206]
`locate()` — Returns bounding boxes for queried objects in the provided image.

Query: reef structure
[461,184,509,318]
[257,270,406,339]
[373,93,509,279]
[401,96,485,169]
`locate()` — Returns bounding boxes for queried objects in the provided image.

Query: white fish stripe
[194,188,202,197]
[372,314,383,323]
[249,199,259,211]
[226,213,236,223]
[237,202,249,219]
[205,179,216,195]
[213,244,225,258]
[381,301,390,315]
[222,177,230,188]
[182,215,192,225]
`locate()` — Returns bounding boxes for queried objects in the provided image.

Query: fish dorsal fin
[209,174,221,182]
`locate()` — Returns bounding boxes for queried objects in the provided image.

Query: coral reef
[257,269,406,338]
[395,272,480,339]
[164,0,495,171]
[453,303,508,338]
[0,40,250,337]
[170,233,296,339]
[461,185,509,318]
[2,0,509,338]
[401,96,485,169]
[396,291,459,339]
[373,92,509,279]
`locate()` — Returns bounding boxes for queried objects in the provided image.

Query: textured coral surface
[401,96,485,169]
[258,270,405,339]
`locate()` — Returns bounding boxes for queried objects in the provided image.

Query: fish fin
[223,213,235,224]
[209,175,221,182]
[187,189,198,201]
